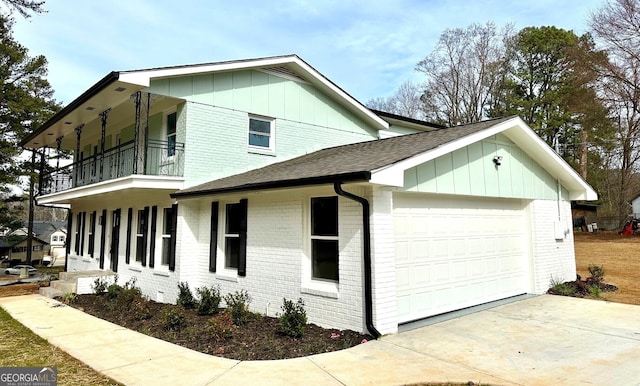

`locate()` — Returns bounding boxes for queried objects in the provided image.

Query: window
[224,203,242,269]
[310,197,339,281]
[60,235,65,243]
[161,207,174,266]
[52,236,58,242]
[166,112,177,157]
[33,245,43,251]
[136,209,147,262]
[248,117,274,151]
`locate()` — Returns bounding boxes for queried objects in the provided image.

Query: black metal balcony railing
[39,139,185,195]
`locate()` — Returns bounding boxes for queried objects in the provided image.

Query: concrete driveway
[1,294,639,385]
[382,295,640,385]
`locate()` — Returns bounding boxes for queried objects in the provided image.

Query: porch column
[132,92,141,174]
[55,136,63,192]
[131,91,151,175]
[99,108,111,181]
[38,147,46,195]
[74,124,84,185]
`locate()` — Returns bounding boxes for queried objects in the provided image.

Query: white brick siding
[367,186,398,335]
[528,199,576,293]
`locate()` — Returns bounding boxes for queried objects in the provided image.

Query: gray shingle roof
[172,117,514,198]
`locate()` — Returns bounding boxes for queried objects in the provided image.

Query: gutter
[333,182,381,339]
[171,172,371,199]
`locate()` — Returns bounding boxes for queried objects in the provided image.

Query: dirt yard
[574,232,640,305]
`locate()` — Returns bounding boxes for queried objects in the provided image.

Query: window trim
[309,196,339,283]
[216,199,247,277]
[248,115,275,152]
[164,109,177,158]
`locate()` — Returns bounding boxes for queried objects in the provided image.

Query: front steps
[39,270,116,299]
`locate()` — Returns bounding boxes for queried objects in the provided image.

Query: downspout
[334,182,381,339]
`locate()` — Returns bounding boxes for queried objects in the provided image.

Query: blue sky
[11,0,604,105]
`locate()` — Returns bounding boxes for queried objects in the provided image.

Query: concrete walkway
[1,294,640,385]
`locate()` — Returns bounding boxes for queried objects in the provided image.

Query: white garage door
[394,193,529,323]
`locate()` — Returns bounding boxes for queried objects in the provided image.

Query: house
[0,235,49,264]
[10,221,67,262]
[19,55,596,335]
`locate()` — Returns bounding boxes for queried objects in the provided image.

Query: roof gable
[20,55,388,148]
[173,116,596,201]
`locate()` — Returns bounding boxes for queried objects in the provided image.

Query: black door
[110,209,121,272]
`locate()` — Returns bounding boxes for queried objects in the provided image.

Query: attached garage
[394,192,530,323]
[171,116,597,336]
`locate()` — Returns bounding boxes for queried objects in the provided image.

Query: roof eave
[19,71,121,147]
[171,171,372,199]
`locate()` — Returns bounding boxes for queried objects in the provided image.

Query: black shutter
[169,203,178,271]
[80,212,86,256]
[209,202,219,272]
[99,209,106,269]
[141,206,149,267]
[125,208,133,264]
[65,211,72,272]
[238,198,247,277]
[149,206,157,268]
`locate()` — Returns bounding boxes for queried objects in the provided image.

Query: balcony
[40,139,185,196]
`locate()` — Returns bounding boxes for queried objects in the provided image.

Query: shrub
[279,298,307,338]
[162,307,186,331]
[196,286,221,315]
[92,276,110,295]
[224,290,252,326]
[589,285,602,298]
[587,264,605,285]
[62,292,76,304]
[208,312,234,339]
[176,282,197,309]
[548,276,578,297]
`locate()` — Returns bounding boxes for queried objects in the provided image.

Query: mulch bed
[70,294,372,361]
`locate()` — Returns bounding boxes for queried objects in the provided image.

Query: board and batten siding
[159,70,379,187]
[402,134,570,201]
[147,69,376,137]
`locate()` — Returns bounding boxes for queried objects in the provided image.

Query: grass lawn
[0,307,120,385]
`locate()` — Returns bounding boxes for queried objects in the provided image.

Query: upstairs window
[166,112,177,157]
[310,196,339,282]
[248,116,274,151]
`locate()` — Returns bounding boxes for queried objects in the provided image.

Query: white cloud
[11,0,604,104]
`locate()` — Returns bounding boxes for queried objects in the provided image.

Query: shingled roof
[172,117,514,198]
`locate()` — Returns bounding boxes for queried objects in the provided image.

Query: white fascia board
[118,57,295,86]
[36,176,184,205]
[370,116,598,201]
[287,59,389,130]
[118,56,389,131]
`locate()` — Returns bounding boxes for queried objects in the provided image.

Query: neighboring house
[0,236,49,264]
[20,55,597,335]
[11,221,67,258]
[631,195,640,219]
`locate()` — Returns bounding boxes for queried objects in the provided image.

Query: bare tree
[0,0,45,18]
[590,0,640,219]
[366,81,425,120]
[416,22,513,126]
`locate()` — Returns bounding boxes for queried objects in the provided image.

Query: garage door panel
[395,194,528,323]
